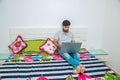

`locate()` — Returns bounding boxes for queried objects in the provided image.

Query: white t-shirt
[54,30,74,45]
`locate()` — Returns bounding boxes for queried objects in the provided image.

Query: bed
[0,27,115,80]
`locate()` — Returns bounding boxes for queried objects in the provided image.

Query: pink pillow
[40,38,57,54]
[9,35,27,54]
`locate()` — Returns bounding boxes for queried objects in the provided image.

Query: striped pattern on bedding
[0,57,114,80]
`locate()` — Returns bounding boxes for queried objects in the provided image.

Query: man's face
[63,26,70,32]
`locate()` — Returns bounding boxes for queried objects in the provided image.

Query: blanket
[0,57,115,80]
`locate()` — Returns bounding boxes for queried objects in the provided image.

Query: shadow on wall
[0,0,2,4]
[119,0,120,2]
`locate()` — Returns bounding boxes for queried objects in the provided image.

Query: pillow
[40,38,57,54]
[9,35,27,54]
[23,39,45,55]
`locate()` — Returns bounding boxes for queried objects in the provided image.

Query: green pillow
[23,39,45,55]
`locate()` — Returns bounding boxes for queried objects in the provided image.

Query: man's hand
[53,39,61,50]
[71,40,75,43]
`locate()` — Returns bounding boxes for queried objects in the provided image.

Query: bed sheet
[0,55,115,80]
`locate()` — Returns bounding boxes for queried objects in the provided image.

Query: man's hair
[62,20,71,26]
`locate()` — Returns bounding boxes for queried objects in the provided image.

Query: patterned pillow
[40,38,57,54]
[9,35,27,54]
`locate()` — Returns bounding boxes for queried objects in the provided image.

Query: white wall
[0,0,120,75]
[0,0,106,53]
[103,0,120,74]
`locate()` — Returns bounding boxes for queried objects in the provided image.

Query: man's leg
[71,52,80,63]
[71,53,86,74]
[60,53,80,69]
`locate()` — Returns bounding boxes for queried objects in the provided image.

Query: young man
[53,20,85,74]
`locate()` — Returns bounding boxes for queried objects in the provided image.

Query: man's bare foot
[80,66,86,73]
[78,64,86,73]
[72,64,86,74]
[72,67,80,74]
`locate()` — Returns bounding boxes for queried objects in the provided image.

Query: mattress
[0,56,115,80]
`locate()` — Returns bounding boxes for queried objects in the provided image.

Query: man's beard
[63,29,69,32]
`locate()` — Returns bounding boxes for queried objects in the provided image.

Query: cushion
[40,38,57,54]
[9,35,27,54]
[36,76,48,80]
[23,39,45,55]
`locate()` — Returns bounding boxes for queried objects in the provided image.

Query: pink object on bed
[78,73,104,80]
[9,35,27,54]
[23,56,33,62]
[40,38,57,55]
[80,54,91,59]
[36,76,48,80]
[53,54,64,60]
[78,73,92,80]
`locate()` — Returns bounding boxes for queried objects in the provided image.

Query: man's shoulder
[69,31,73,33]
[68,31,73,35]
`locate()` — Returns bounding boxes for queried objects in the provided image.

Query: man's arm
[53,39,61,50]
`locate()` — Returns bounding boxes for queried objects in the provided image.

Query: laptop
[59,42,82,53]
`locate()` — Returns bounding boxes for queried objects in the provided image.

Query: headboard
[9,27,88,48]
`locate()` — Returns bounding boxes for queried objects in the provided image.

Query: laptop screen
[59,42,82,53]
